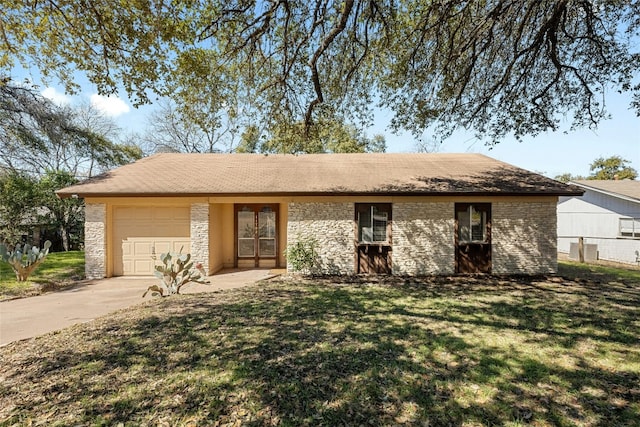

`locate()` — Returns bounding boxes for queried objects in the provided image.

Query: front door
[455,203,491,273]
[235,204,279,268]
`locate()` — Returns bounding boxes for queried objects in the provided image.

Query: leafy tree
[0,78,142,177]
[1,1,638,143]
[36,170,84,252]
[588,156,638,180]
[0,78,142,250]
[235,125,262,153]
[262,119,386,154]
[0,171,39,245]
[0,170,83,250]
[553,173,585,183]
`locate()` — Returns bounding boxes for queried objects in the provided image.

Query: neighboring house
[56,153,581,279]
[558,180,640,265]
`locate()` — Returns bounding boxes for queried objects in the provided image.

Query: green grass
[0,251,84,300]
[558,259,640,283]
[1,270,638,426]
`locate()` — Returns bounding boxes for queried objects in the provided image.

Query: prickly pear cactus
[143,247,209,297]
[0,240,52,281]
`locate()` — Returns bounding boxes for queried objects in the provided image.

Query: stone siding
[284,199,558,276]
[85,203,106,279]
[287,202,354,274]
[393,202,455,275]
[190,203,210,274]
[492,201,557,274]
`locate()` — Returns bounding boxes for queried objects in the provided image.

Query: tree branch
[305,0,355,133]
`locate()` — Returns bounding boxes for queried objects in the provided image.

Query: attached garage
[112,206,190,276]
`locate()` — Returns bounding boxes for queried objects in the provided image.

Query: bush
[284,237,320,275]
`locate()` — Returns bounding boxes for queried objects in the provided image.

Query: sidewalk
[0,269,277,346]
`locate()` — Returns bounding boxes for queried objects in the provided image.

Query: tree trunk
[61,224,69,251]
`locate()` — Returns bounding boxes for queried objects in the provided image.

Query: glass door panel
[471,208,487,242]
[237,211,255,257]
[258,210,276,256]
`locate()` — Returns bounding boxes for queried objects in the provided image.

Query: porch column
[190,203,210,274]
[85,203,106,279]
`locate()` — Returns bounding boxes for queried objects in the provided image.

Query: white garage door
[113,206,191,276]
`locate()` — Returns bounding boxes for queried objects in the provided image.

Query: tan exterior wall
[287,202,354,274]
[218,201,287,269]
[220,204,235,268]
[393,202,456,275]
[492,200,558,274]
[85,203,106,279]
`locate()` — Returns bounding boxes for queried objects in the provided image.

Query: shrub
[284,237,320,275]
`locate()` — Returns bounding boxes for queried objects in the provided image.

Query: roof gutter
[56,189,585,199]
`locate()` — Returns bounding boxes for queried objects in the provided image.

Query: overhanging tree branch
[0,0,637,144]
[305,0,355,132]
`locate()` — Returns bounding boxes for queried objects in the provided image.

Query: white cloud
[90,93,130,117]
[41,87,72,106]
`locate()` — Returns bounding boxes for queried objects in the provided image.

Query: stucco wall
[85,203,106,279]
[287,202,354,274]
[492,201,557,274]
[190,203,209,274]
[393,202,455,275]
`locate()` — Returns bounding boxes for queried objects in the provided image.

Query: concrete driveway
[0,269,277,346]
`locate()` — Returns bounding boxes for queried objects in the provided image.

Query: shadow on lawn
[2,277,639,426]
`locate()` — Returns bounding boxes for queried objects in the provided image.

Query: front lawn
[1,269,638,426]
[0,251,84,300]
[558,258,640,282]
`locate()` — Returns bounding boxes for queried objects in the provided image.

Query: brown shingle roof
[571,180,640,202]
[57,153,582,198]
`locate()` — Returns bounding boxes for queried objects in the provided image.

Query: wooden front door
[235,204,279,268]
[455,203,491,273]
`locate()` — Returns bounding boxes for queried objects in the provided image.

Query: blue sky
[375,90,639,179]
[16,66,639,180]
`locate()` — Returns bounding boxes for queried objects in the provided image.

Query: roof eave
[57,190,583,199]
[569,181,639,204]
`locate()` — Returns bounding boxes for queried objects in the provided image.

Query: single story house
[558,180,640,265]
[57,153,582,278]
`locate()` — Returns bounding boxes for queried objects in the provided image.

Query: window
[357,204,391,243]
[457,204,489,243]
[619,217,640,238]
